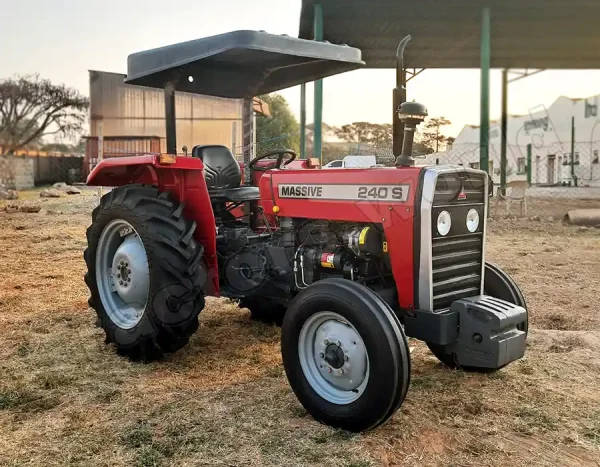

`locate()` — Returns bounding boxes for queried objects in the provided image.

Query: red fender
[87,155,219,295]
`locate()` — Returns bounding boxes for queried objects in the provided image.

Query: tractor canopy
[125,30,365,98]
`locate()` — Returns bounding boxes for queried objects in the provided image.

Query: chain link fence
[422,141,600,199]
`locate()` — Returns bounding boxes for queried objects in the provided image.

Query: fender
[87,155,220,295]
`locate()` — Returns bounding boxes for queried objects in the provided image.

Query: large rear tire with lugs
[84,184,206,361]
[427,262,528,370]
[281,278,411,432]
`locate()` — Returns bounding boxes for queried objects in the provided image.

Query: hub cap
[95,220,150,329]
[298,311,369,405]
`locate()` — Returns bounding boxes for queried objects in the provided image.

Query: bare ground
[0,191,599,466]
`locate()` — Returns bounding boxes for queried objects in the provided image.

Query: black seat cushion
[209,186,261,203]
[192,145,241,190]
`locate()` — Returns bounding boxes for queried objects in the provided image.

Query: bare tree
[0,75,89,154]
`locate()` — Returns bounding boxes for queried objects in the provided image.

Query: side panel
[260,167,423,309]
[87,155,219,295]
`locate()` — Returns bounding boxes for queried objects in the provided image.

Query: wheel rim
[95,220,150,330]
[298,311,369,405]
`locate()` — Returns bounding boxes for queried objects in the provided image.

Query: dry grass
[1,192,600,466]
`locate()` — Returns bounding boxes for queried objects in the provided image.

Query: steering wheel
[247,149,297,171]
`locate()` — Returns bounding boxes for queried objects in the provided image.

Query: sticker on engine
[277,184,410,202]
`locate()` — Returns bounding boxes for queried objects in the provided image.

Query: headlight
[437,211,452,236]
[466,209,480,233]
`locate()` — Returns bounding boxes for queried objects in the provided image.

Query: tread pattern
[84,184,206,361]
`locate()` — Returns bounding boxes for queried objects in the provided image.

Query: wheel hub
[298,311,369,405]
[95,220,150,330]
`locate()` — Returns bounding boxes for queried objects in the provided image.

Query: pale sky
[2,0,600,138]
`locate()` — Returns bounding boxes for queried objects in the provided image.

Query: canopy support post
[480,7,491,174]
[164,81,177,155]
[242,97,253,183]
[300,83,306,159]
[313,3,324,163]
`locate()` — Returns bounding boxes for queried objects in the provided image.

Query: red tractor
[84,31,527,432]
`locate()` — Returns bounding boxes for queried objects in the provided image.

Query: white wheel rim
[298,311,369,405]
[95,219,150,329]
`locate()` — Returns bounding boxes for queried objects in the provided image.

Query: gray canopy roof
[125,30,365,98]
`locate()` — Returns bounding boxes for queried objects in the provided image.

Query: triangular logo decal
[458,186,467,200]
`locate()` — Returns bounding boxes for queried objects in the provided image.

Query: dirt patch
[0,193,600,466]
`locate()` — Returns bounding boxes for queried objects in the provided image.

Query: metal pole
[500,69,508,194]
[393,70,407,158]
[571,116,577,186]
[479,7,491,174]
[300,83,306,159]
[242,97,253,183]
[313,3,324,162]
[164,82,177,155]
[526,144,532,185]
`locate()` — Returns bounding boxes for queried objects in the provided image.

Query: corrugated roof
[299,0,600,69]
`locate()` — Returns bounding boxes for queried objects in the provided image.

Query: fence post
[526,144,532,185]
[571,116,577,186]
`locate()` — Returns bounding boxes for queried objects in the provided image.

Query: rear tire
[428,262,528,370]
[281,278,410,432]
[84,184,206,361]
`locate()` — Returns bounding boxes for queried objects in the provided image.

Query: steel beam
[479,7,491,174]
[313,3,324,162]
[242,97,253,183]
[500,69,508,194]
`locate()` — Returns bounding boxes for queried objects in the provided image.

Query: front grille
[431,171,486,310]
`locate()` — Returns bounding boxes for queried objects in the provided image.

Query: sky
[2,0,600,138]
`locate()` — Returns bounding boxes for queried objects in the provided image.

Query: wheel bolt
[339,369,344,375]
[327,367,332,373]
[344,355,349,361]
[120,260,124,266]
[324,339,329,345]
[128,269,132,274]
[336,341,341,347]
[319,353,324,358]
[117,274,121,278]
[119,280,123,285]
[127,278,131,282]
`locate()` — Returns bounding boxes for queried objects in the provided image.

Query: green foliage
[421,116,452,153]
[256,94,300,154]
[334,122,393,147]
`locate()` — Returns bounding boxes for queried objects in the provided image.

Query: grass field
[1,190,599,466]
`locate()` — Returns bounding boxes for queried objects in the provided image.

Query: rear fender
[87,155,220,295]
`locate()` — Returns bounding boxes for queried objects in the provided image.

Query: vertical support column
[242,97,253,183]
[479,7,491,174]
[571,116,577,186]
[393,68,407,158]
[313,3,324,162]
[164,81,177,155]
[527,144,532,185]
[300,83,306,159]
[500,69,508,195]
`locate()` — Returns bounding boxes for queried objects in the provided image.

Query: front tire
[428,262,528,370]
[281,278,410,432]
[84,185,206,361]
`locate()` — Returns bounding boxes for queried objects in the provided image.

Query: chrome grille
[431,171,486,310]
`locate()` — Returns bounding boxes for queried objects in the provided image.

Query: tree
[255,93,299,153]
[421,116,452,153]
[0,75,88,154]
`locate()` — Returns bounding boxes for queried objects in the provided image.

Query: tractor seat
[191,145,260,202]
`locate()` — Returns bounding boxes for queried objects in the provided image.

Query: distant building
[425,94,600,186]
[88,70,269,159]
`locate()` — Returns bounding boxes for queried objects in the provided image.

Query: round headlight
[466,209,480,233]
[437,211,452,236]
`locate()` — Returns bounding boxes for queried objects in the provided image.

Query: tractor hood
[125,30,365,98]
